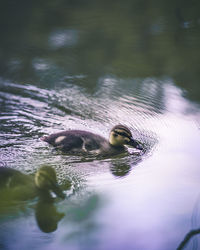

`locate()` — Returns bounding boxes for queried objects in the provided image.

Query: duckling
[0,165,65,201]
[34,165,65,199]
[41,124,143,156]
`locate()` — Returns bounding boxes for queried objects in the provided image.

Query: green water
[0,1,200,249]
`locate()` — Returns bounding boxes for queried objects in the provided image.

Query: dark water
[0,1,200,249]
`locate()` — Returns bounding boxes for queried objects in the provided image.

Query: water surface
[0,1,200,250]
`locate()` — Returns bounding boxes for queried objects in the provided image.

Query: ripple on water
[0,77,160,179]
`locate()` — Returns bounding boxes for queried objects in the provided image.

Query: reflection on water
[0,75,199,249]
[0,165,68,234]
[177,228,200,250]
[1,75,200,249]
[0,0,200,249]
[49,29,79,49]
[35,196,65,233]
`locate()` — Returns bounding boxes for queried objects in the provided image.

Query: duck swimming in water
[0,165,65,201]
[41,124,143,156]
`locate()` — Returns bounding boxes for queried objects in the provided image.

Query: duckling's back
[41,130,110,155]
[0,168,28,188]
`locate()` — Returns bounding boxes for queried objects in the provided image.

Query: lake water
[0,1,200,250]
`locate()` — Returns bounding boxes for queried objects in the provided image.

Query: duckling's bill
[51,182,66,199]
[127,137,143,150]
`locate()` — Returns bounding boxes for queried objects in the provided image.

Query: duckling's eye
[124,138,130,143]
[113,133,118,137]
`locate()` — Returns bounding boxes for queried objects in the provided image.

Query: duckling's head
[34,165,65,199]
[109,125,143,150]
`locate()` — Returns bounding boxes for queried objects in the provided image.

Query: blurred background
[0,1,200,250]
[0,0,200,100]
